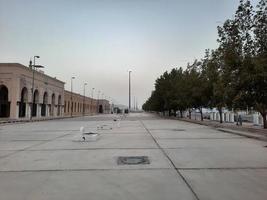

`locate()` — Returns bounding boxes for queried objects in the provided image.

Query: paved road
[0,113,266,200]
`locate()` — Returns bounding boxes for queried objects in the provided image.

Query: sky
[0,0,258,107]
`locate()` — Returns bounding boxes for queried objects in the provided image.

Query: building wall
[64,90,97,116]
[63,91,110,116]
[0,63,65,119]
[0,63,111,119]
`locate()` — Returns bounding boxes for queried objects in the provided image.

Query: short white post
[230,113,235,123]
[253,113,259,125]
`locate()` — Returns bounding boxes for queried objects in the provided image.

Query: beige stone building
[0,63,65,119]
[0,63,111,120]
[64,90,110,116]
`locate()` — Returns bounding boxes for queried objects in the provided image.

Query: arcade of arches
[0,63,110,119]
[0,63,65,119]
[0,85,10,118]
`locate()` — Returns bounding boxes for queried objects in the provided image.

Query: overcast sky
[0,0,258,107]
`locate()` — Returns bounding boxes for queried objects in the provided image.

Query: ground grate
[117,156,150,165]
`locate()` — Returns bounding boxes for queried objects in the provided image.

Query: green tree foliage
[143,0,267,128]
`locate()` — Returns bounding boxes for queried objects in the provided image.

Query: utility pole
[30,55,42,120]
[128,70,132,112]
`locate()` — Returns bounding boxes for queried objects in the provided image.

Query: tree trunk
[260,112,267,129]
[168,109,171,117]
[174,110,177,117]
[188,109,191,119]
[180,110,183,118]
[199,107,203,121]
[218,107,223,123]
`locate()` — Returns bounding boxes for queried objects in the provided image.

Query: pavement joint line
[0,133,72,160]
[9,140,51,142]
[0,168,173,173]
[176,167,267,170]
[2,167,266,173]
[5,145,265,151]
[155,137,244,140]
[139,120,200,200]
[11,147,160,151]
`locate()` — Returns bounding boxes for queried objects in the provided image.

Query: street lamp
[30,56,44,120]
[70,76,75,117]
[90,88,95,114]
[128,70,132,112]
[83,83,87,116]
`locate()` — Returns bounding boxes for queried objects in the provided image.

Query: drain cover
[117,156,150,165]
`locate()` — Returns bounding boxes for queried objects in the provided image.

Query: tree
[252,0,267,128]
[217,0,267,128]
[185,60,209,121]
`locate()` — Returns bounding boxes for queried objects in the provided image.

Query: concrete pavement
[0,113,266,200]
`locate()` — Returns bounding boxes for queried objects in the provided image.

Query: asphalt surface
[0,113,266,200]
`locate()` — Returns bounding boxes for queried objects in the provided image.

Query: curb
[217,128,267,142]
[0,115,97,126]
[159,115,267,142]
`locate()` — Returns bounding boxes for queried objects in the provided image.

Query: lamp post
[30,56,43,120]
[128,70,132,112]
[90,88,95,114]
[83,83,87,116]
[70,76,75,117]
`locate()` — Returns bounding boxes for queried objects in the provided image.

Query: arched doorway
[98,105,103,114]
[41,92,48,117]
[57,95,61,116]
[0,85,10,118]
[32,90,39,117]
[51,93,55,116]
[19,87,28,117]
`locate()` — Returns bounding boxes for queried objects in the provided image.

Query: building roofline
[0,63,65,84]
[64,90,109,103]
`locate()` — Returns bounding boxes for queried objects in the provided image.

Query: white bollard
[117,119,121,128]
[215,112,219,121]
[230,113,235,123]
[259,115,263,125]
[253,113,259,125]
[225,113,229,122]
[221,113,225,122]
[210,113,213,120]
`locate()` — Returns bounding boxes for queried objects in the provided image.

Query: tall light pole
[70,76,75,117]
[83,83,87,116]
[128,70,132,112]
[30,56,43,120]
[90,88,95,114]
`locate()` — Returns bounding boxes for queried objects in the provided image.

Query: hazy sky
[0,0,258,107]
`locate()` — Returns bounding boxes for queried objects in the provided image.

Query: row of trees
[143,0,267,128]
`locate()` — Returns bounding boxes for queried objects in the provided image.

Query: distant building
[0,63,110,119]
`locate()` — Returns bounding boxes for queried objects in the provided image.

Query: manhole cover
[117,156,150,165]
